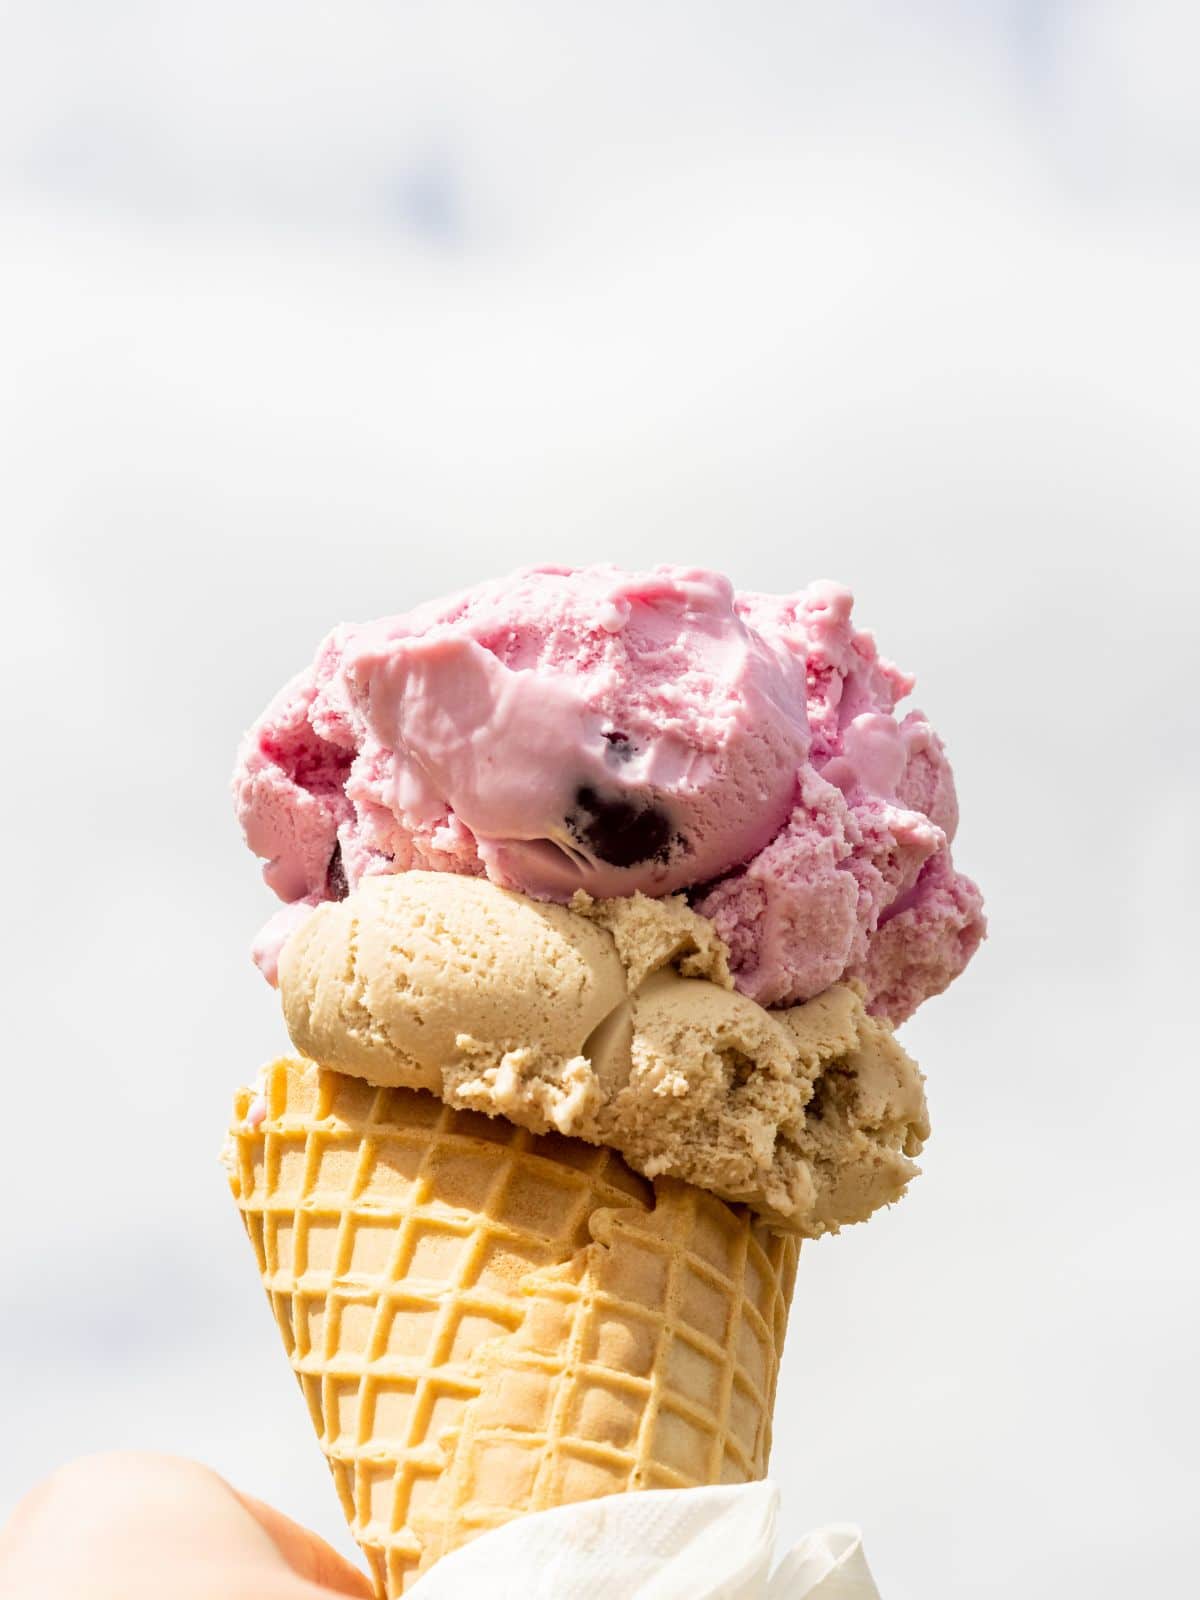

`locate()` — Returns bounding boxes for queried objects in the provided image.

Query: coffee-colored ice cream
[278,873,927,1235]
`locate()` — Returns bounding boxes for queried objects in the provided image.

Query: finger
[235,1491,375,1598]
[0,1454,286,1596]
[0,1454,374,1600]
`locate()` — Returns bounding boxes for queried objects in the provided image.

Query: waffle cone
[227,1059,799,1595]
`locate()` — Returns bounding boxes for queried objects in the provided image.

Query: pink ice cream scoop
[234,564,984,1020]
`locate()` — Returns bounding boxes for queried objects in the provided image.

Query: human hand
[0,1452,374,1600]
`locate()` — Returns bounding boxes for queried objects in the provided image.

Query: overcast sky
[3,6,1198,1598]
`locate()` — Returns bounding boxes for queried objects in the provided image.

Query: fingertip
[234,1492,374,1597]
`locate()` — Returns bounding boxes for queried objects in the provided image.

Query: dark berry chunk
[568,785,674,868]
[325,842,349,900]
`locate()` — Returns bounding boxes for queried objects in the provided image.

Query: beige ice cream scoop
[279,872,627,1095]
[278,874,928,1236]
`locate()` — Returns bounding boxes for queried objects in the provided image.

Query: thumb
[0,1453,374,1600]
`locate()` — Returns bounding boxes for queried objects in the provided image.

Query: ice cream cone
[227,1058,799,1595]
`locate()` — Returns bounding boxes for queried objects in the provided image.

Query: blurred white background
[3,3,1198,1595]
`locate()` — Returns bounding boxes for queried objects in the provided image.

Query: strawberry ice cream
[234,564,984,1020]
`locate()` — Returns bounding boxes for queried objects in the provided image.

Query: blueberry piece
[603,730,635,763]
[325,842,349,900]
[568,785,674,869]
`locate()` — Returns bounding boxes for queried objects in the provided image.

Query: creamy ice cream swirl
[235,564,985,1022]
[278,873,928,1237]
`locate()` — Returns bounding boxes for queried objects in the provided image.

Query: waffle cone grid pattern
[229,1061,799,1595]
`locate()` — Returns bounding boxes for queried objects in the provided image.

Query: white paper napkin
[407,1482,882,1599]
